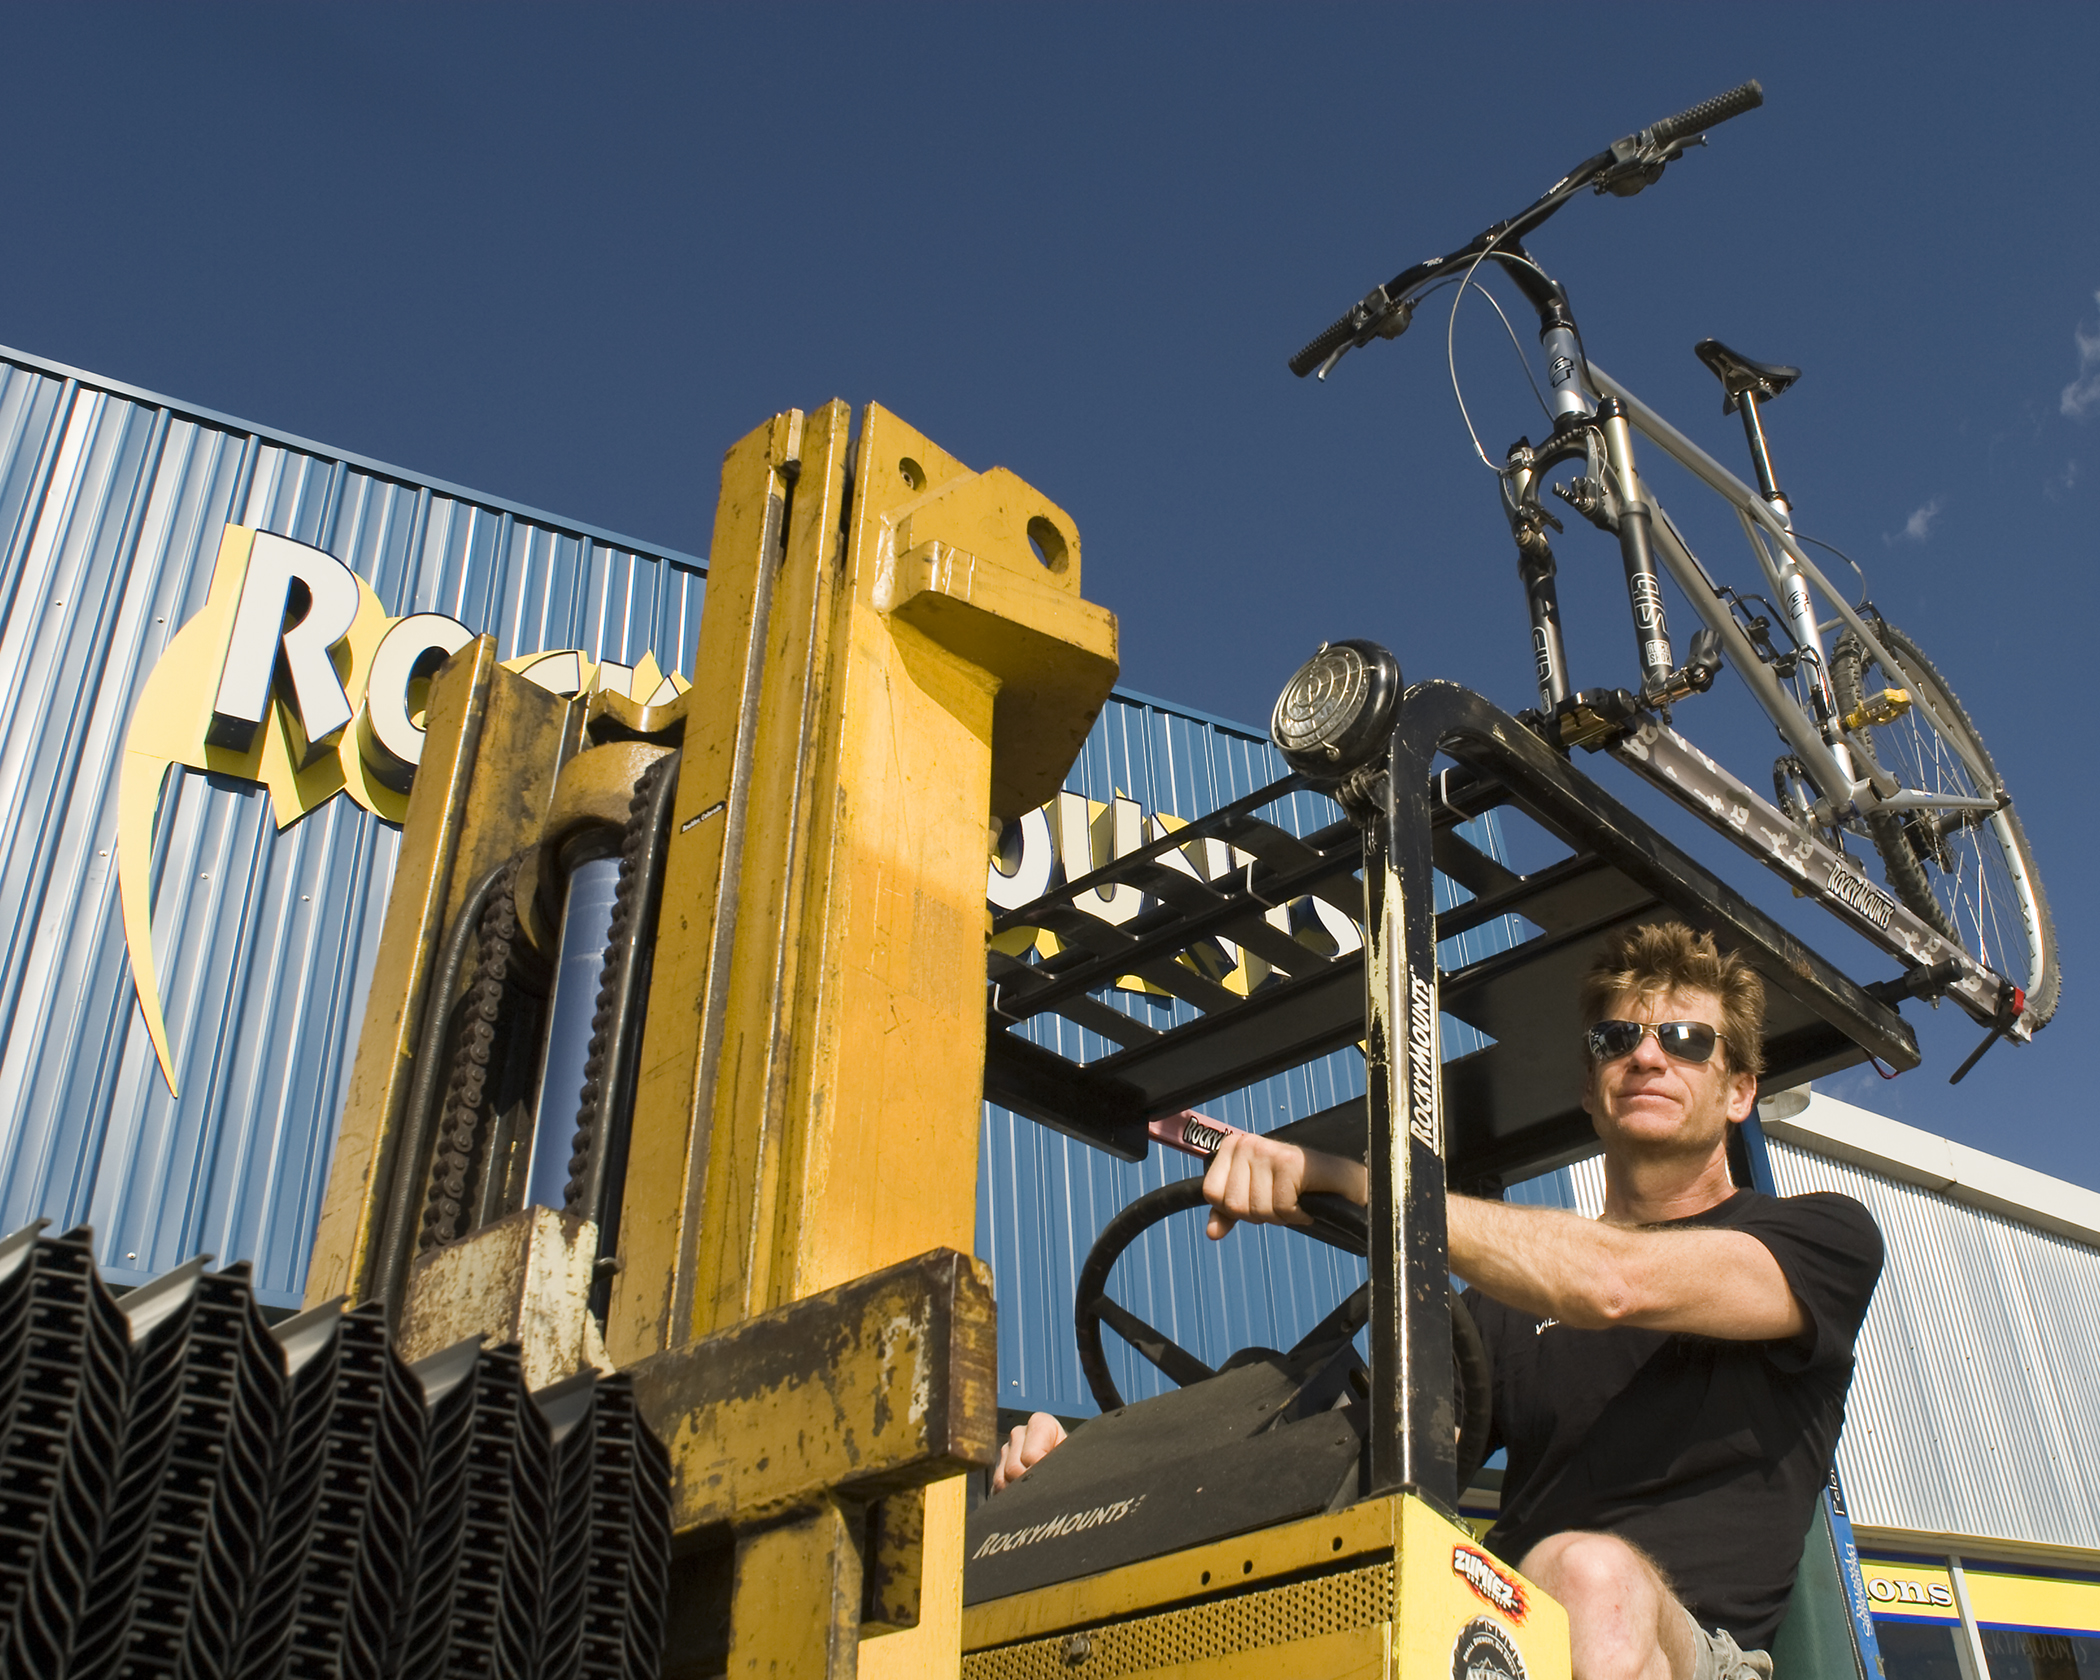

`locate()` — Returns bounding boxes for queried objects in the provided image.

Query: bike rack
[983,678,1918,1508]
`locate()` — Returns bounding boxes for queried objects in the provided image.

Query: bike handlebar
[1289,292,1389,380]
[1288,80,1765,379]
[1650,79,1764,148]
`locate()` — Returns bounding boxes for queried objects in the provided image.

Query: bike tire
[1830,620,2058,1027]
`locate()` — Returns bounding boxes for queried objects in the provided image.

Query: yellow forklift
[292,401,1901,1680]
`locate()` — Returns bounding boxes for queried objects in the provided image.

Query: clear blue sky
[5,5,2095,1186]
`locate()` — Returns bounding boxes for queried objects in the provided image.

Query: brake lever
[1595,130,1706,198]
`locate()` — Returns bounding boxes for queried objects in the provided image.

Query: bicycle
[1286,81,2057,1063]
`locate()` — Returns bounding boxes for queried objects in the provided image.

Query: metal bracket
[1608,716,2019,1034]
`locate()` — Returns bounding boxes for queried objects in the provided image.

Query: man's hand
[1200,1131,1367,1240]
[991,1412,1068,1492]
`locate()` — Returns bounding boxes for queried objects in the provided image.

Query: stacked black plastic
[0,1224,670,1680]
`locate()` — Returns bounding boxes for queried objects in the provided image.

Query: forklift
[0,402,1906,1677]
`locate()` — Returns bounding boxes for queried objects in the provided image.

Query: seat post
[1737,389,1790,513]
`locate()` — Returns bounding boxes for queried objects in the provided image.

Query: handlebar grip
[1649,79,1763,146]
[1289,307,1365,378]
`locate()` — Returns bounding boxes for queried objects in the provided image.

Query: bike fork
[1503,449,1572,712]
[1596,397,1675,693]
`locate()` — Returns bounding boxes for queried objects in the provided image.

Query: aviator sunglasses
[1584,1019,1728,1065]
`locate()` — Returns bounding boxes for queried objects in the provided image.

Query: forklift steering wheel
[1074,1177,1494,1492]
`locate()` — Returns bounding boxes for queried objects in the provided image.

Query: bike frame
[1585,366,1999,810]
[1474,256,2022,1033]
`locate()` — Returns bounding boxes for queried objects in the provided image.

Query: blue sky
[4,4,2096,1186]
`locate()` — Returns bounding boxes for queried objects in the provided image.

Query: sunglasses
[1584,1019,1728,1065]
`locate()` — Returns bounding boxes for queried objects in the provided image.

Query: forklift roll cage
[980,674,1909,1670]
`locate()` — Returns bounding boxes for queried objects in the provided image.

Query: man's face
[1580,985,1759,1161]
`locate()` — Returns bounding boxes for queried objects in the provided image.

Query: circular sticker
[1453,1617,1527,1680]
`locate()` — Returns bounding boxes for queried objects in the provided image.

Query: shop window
[1979,1629,2099,1680]
[1875,1620,1967,1680]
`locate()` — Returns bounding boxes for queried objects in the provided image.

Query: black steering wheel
[1074,1177,1494,1492]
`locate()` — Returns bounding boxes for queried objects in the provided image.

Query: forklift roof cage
[981,679,1917,1509]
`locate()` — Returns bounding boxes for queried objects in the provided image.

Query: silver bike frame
[1542,365,2025,1030]
[1588,364,2001,808]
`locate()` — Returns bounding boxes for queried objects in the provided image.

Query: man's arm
[1200,1131,1805,1342]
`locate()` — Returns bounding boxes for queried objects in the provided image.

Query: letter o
[1868,1581,1895,1602]
[357,614,475,792]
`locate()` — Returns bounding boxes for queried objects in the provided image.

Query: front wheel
[1831,619,2058,1028]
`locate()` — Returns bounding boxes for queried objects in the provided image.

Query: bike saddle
[1695,338,1801,414]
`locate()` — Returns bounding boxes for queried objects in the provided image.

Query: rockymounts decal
[1408,969,1443,1152]
[119,524,689,1096]
[1452,1616,1528,1680]
[1825,858,1898,931]
[1452,1545,1528,1624]
[968,1495,1147,1559]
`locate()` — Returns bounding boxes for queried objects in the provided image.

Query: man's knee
[1522,1531,1665,1604]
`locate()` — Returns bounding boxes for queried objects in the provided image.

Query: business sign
[120,525,1357,1099]
[987,790,1364,1000]
[119,523,688,1096]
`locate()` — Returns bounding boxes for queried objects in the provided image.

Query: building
[0,341,2092,1676]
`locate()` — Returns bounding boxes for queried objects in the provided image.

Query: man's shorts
[1685,1613,1774,1680]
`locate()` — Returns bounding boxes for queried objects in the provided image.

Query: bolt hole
[899,457,925,491]
[1242,1559,1254,1575]
[1332,1536,1344,1552]
[1200,1570,1210,1585]
[1026,515,1070,574]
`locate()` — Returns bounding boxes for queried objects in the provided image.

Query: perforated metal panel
[962,1559,1394,1679]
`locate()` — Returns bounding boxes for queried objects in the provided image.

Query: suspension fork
[1594,397,1675,693]
[1503,444,1571,712]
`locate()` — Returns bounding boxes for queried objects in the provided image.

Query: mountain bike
[1286,81,2057,1059]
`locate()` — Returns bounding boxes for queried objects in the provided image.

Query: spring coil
[562,757,672,1218]
[420,858,524,1251]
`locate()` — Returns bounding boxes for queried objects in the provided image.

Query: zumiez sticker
[1453,1545,1528,1624]
[969,1494,1146,1559]
[119,524,689,1096]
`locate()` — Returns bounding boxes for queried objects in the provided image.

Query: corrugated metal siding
[977,688,1522,1415]
[0,349,704,1306]
[1767,1139,2100,1551]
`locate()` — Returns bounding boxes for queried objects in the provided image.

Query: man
[994,922,1882,1680]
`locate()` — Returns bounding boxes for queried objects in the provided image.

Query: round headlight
[1270,640,1402,781]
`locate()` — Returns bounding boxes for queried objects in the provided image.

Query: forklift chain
[419,856,525,1251]
[563,755,673,1219]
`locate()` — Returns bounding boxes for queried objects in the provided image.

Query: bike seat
[1695,338,1801,414]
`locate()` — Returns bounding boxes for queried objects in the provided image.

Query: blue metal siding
[0,348,703,1306]
[977,689,1521,1416]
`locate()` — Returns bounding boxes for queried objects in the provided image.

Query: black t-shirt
[1463,1188,1882,1652]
